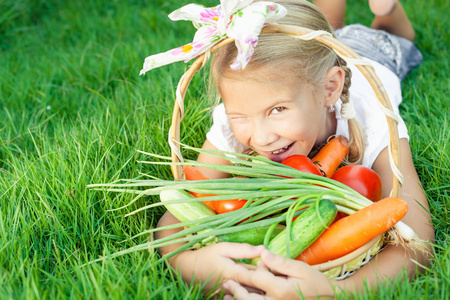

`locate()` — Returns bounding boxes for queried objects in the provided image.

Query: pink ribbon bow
[140,0,287,75]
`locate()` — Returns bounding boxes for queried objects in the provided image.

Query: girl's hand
[223,249,336,300]
[174,242,266,292]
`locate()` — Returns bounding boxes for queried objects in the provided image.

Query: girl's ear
[323,66,345,107]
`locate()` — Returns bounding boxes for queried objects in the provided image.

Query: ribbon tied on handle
[140,0,287,75]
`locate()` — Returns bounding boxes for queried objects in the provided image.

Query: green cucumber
[217,224,286,245]
[159,189,216,223]
[251,199,337,264]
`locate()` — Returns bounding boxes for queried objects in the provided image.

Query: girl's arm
[196,139,232,179]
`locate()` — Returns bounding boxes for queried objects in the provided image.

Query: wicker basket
[167,24,403,279]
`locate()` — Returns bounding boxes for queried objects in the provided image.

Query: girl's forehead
[218,74,294,96]
[217,64,299,86]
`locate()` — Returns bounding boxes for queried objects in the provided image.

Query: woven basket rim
[312,234,383,271]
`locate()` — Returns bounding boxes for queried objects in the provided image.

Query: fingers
[248,262,289,293]
[260,249,311,278]
[253,250,335,297]
[223,280,267,300]
[257,260,269,271]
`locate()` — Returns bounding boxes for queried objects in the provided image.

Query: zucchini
[159,189,216,223]
[251,199,337,264]
[217,224,286,245]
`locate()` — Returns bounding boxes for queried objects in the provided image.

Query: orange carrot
[295,197,408,265]
[183,165,216,209]
[183,165,211,180]
[312,136,349,177]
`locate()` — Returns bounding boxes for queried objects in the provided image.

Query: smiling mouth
[270,142,294,155]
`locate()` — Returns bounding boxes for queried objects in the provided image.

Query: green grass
[0,0,448,299]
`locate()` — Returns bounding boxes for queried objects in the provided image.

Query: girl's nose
[251,121,278,147]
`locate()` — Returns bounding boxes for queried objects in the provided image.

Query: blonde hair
[210,0,364,164]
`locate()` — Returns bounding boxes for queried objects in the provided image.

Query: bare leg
[369,0,397,16]
[314,0,347,30]
[370,1,415,41]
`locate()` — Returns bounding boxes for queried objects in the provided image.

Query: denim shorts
[335,24,423,80]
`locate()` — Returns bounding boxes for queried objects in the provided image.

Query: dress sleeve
[206,103,249,156]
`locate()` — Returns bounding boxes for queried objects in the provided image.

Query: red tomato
[331,165,383,202]
[213,177,250,214]
[202,201,216,210]
[281,155,322,176]
[187,191,217,210]
[214,199,248,214]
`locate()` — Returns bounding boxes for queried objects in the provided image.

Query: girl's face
[219,73,337,162]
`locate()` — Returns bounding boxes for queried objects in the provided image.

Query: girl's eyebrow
[225,110,246,117]
[264,99,296,108]
[225,99,295,116]
[273,99,295,104]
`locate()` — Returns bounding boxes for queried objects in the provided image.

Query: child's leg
[313,0,347,30]
[370,0,415,41]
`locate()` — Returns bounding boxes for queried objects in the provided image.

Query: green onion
[85,146,378,265]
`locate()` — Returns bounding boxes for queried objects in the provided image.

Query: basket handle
[168,24,403,197]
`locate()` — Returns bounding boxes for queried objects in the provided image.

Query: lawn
[0,0,449,299]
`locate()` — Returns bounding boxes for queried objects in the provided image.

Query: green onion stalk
[83,145,388,266]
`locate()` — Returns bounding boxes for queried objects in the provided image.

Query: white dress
[206,58,409,168]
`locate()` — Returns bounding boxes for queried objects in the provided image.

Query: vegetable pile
[87,137,424,277]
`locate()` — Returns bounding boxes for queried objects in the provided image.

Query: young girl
[148,0,435,298]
